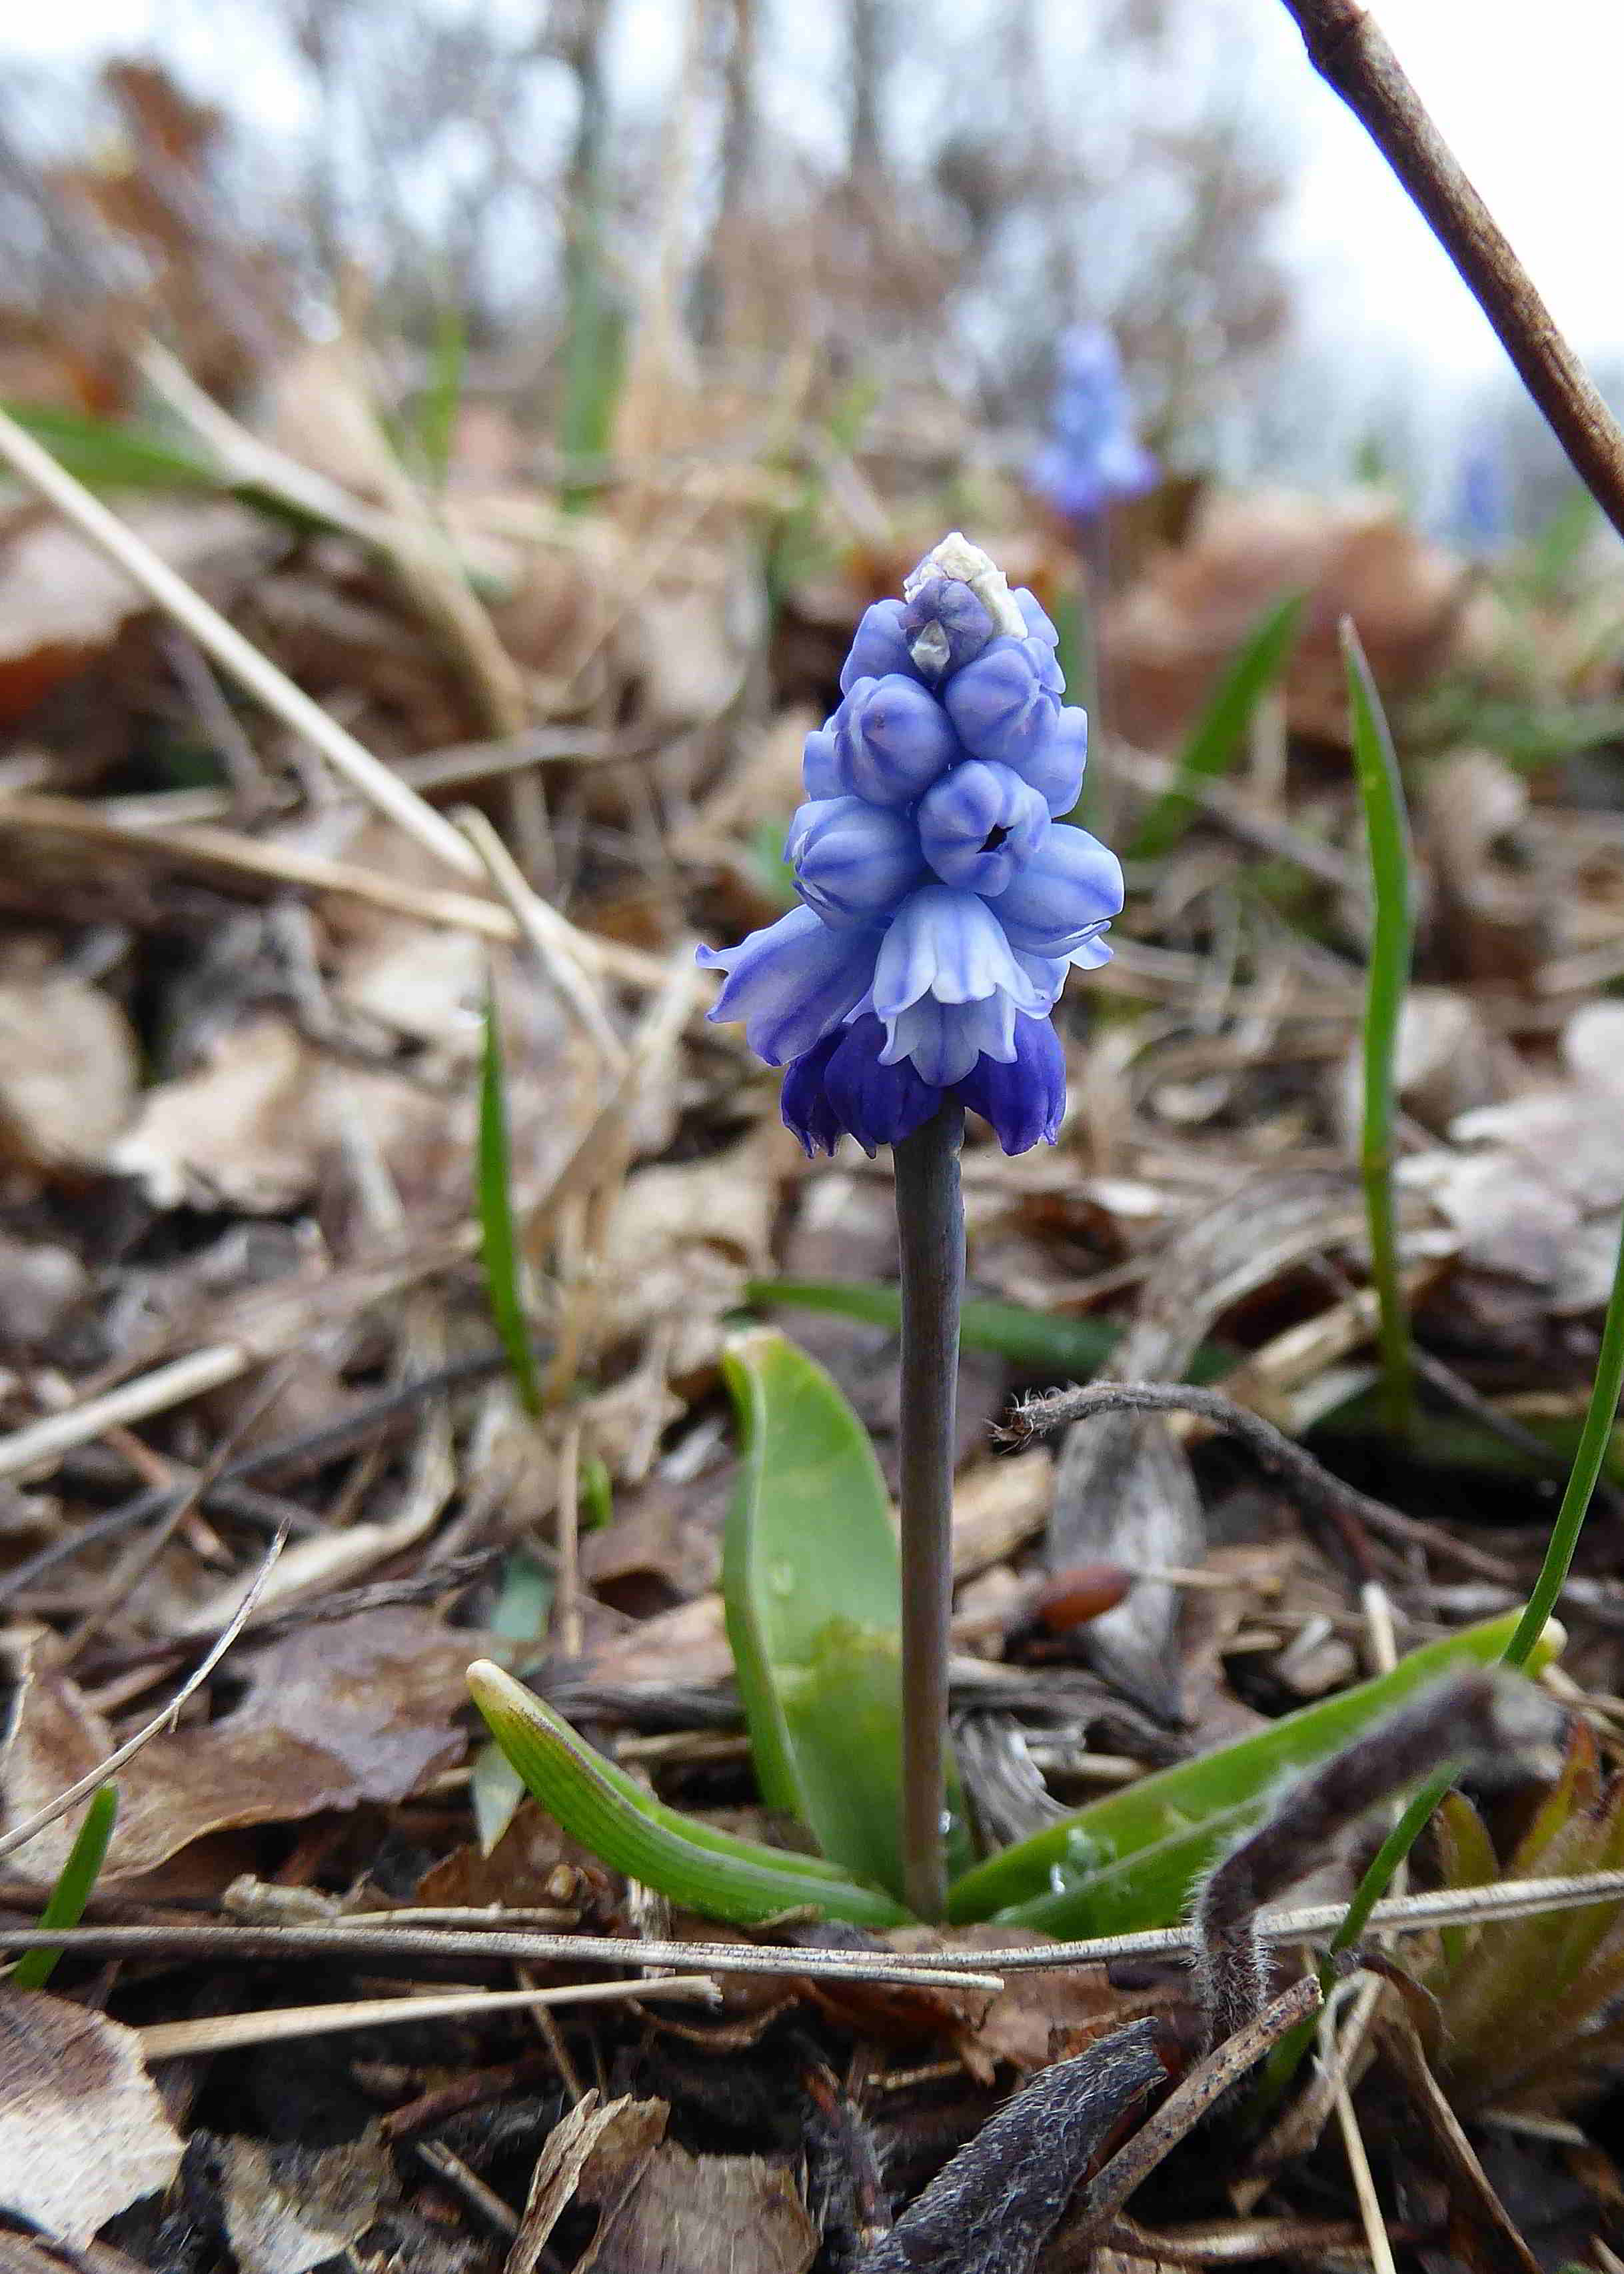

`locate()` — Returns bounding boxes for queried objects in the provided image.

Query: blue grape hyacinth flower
[1028,324,1158,525]
[697,534,1122,1156]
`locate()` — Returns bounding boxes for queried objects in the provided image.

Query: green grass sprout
[1128,590,1304,862]
[1343,618,1417,1436]
[476,978,541,1417]
[15,1784,117,1992]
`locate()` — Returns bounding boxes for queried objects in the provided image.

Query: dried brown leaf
[215,2128,396,2274]
[507,2092,668,2274]
[0,1987,183,2245]
[0,948,139,1177]
[2,1609,472,1886]
[582,2141,817,2274]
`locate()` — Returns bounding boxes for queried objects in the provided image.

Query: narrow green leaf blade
[470,1552,555,1855]
[14,1783,117,1991]
[1344,618,1417,1436]
[467,1661,910,1927]
[744,1278,1232,1384]
[476,981,540,1416]
[722,1328,970,1898]
[946,1611,1548,1931]
[1129,590,1305,862]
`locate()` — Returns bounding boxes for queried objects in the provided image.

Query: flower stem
[893,1102,965,1923]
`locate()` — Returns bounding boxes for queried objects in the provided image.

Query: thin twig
[0,1526,287,1865]
[1277,0,1624,541]
[136,1973,720,2059]
[16,1865,1624,1981]
[0,405,480,878]
[0,1921,1005,1992]
[1010,1380,1464,1573]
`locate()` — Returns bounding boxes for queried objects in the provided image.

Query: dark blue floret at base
[696,534,1123,1156]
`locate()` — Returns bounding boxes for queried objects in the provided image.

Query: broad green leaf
[946,1610,1551,1933]
[14,1783,117,1991]
[745,1278,1233,1384]
[467,1661,910,1927]
[476,982,540,1416]
[1129,591,1305,862]
[470,1552,555,1855]
[722,1328,970,1899]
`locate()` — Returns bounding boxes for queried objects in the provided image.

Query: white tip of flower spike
[903,531,1028,641]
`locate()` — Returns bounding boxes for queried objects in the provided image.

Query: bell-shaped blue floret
[786,796,925,927]
[696,904,880,1066]
[897,572,996,681]
[801,722,844,801]
[986,824,1124,957]
[834,674,962,806]
[917,760,1048,894]
[942,636,1063,772]
[824,1015,944,1154]
[780,1030,847,1158]
[874,883,1044,1026]
[956,1016,1067,1153]
[1010,704,1088,818]
[839,600,924,695]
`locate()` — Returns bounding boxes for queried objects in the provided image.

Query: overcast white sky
[11,0,1623,397]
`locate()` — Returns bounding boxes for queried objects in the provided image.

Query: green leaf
[946,1611,1550,1933]
[722,1328,969,1901]
[476,980,540,1416]
[470,1552,555,1855]
[417,299,466,494]
[1,404,221,493]
[467,1660,910,1927]
[1129,591,1305,862]
[744,1278,1232,1384]
[14,1784,117,1991]
[1344,620,1417,1436]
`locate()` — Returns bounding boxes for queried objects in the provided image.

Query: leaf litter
[4,178,1624,2274]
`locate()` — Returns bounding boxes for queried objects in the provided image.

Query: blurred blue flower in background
[697,535,1122,1156]
[1028,323,1158,525]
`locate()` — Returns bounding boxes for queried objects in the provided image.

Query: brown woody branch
[1278,0,1624,543]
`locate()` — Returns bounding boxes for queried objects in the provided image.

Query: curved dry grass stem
[1279,0,1624,542]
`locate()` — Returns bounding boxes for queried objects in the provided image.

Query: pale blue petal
[697,906,880,1066]
[872,884,1041,1020]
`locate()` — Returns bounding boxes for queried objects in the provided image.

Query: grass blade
[744,1278,1233,1384]
[1343,618,1417,1436]
[467,1662,910,1928]
[945,1612,1548,1933]
[476,979,540,1416]
[14,1784,117,1991]
[1128,591,1305,862]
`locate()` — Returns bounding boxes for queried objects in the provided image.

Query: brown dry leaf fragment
[582,2141,817,2274]
[1333,988,1508,1144]
[1422,750,1543,988]
[2,1610,472,1887]
[0,1987,183,2245]
[1049,1171,1364,1719]
[1405,1001,1624,1310]
[507,2091,669,2274]
[111,1013,319,1212]
[598,1137,776,1378]
[215,2128,397,2274]
[0,500,275,725]
[0,948,139,1177]
[1104,487,1468,750]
